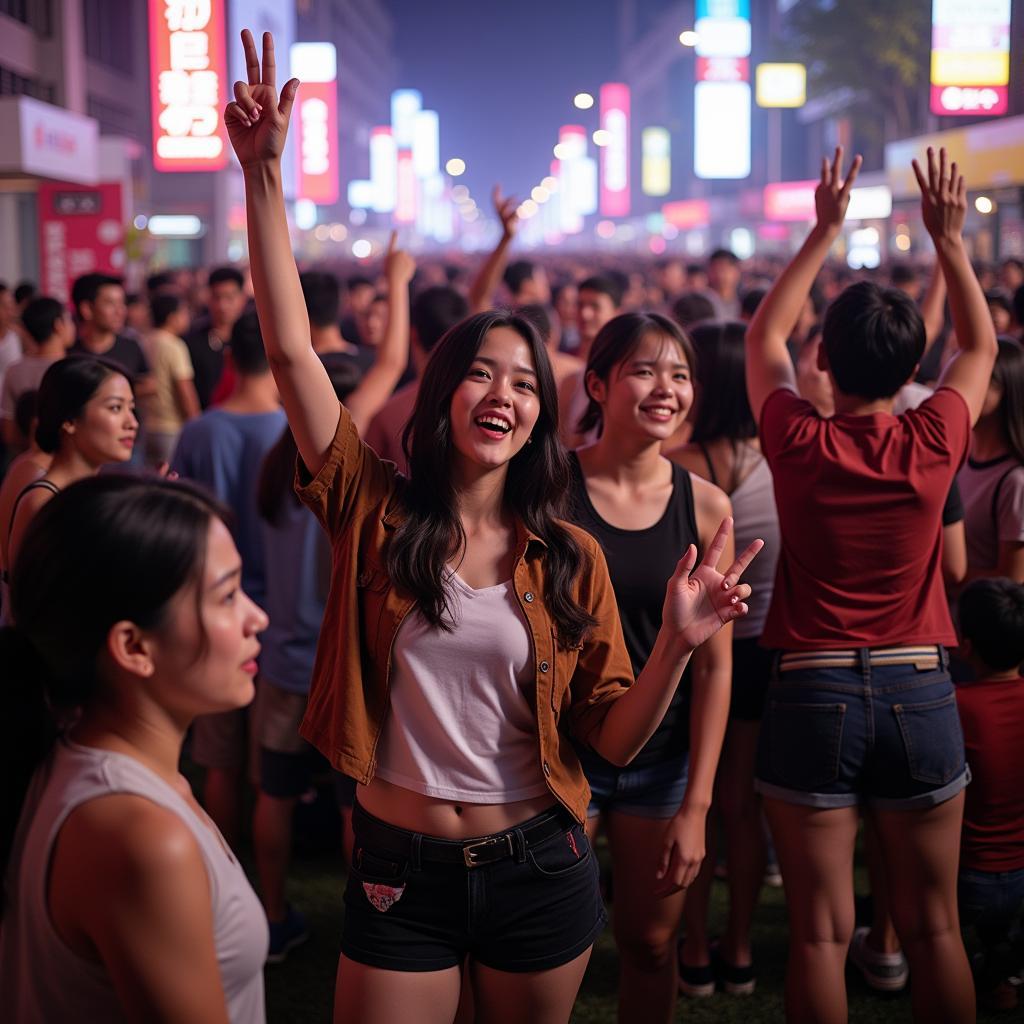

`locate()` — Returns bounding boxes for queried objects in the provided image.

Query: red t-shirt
[759,386,970,650]
[956,676,1024,872]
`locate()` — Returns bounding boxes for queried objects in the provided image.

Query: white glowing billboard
[930,0,1010,116]
[641,127,671,196]
[369,126,396,213]
[599,83,630,216]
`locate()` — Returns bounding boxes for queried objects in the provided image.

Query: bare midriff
[356,776,556,840]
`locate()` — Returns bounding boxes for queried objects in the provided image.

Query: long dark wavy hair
[389,310,596,646]
[990,338,1024,465]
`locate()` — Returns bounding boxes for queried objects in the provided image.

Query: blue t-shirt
[258,500,328,694]
[171,408,287,610]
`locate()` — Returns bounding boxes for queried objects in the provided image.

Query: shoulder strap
[8,479,60,542]
[696,443,719,487]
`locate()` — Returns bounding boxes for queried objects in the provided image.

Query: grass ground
[258,804,1007,1024]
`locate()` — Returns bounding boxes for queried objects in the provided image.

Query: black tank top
[567,452,700,767]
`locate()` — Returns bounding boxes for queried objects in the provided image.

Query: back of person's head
[517,303,553,346]
[347,274,373,293]
[689,321,756,443]
[229,310,269,376]
[300,270,341,328]
[1,475,231,897]
[989,338,1024,463]
[709,248,739,266]
[821,281,925,399]
[672,290,716,329]
[70,272,122,316]
[21,296,66,345]
[150,292,183,330]
[35,356,127,453]
[579,274,624,309]
[411,286,469,354]
[14,281,36,306]
[958,577,1024,673]
[579,312,694,436]
[503,260,536,296]
[14,389,38,445]
[146,270,177,296]
[740,288,767,320]
[207,266,244,290]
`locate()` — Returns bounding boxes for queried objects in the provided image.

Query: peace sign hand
[911,146,966,247]
[814,145,862,234]
[662,517,763,653]
[224,30,299,169]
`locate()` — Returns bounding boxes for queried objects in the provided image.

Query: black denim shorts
[341,802,607,973]
[754,647,970,810]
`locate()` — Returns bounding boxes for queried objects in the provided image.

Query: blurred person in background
[340,275,376,346]
[654,258,687,306]
[706,250,742,320]
[672,292,716,332]
[185,266,247,409]
[889,263,922,302]
[300,270,373,378]
[0,283,23,397]
[172,312,286,846]
[517,304,581,390]
[13,282,36,314]
[124,292,150,340]
[355,293,389,350]
[957,339,1024,585]
[985,290,1014,337]
[553,282,579,353]
[364,282,468,472]
[1000,257,1024,295]
[686,264,709,293]
[142,294,200,468]
[1,297,74,449]
[503,260,551,306]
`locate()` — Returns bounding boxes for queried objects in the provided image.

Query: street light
[574,92,595,110]
[679,29,698,46]
[446,157,466,176]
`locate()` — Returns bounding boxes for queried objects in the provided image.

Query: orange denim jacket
[295,402,635,824]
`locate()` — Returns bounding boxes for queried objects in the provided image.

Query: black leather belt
[353,802,571,868]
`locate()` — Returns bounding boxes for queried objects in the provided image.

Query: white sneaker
[848,926,909,992]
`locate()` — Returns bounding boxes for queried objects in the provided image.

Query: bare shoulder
[688,471,732,535]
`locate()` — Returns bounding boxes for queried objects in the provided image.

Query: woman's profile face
[591,331,693,442]
[148,518,268,718]
[448,326,542,474]
[67,373,138,465]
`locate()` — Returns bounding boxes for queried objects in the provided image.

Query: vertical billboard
[369,126,396,213]
[641,127,671,196]
[289,43,338,204]
[599,84,630,216]
[930,0,1011,116]
[694,0,751,179]
[150,0,230,171]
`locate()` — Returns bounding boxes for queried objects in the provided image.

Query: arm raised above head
[225,29,341,477]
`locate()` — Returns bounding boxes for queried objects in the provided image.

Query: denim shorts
[754,647,970,810]
[341,802,606,973]
[577,745,689,819]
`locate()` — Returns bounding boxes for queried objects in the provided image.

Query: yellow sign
[755,63,806,108]
[931,50,1009,86]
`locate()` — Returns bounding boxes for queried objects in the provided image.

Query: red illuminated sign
[38,182,124,304]
[295,80,338,204]
[599,83,630,217]
[931,84,1008,115]
[149,0,229,171]
[696,57,749,82]
[395,148,416,224]
[661,199,710,229]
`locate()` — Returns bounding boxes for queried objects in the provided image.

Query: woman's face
[589,331,693,442]
[448,326,542,474]
[989,302,1012,335]
[149,518,268,718]
[67,373,138,465]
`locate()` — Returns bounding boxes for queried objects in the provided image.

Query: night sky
[387,0,618,210]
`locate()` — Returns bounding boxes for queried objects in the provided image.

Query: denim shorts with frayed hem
[754,647,970,810]
[577,745,690,820]
[340,802,606,973]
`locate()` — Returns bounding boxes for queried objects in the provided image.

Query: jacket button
[542,761,551,776]
[523,592,534,602]
[539,660,550,672]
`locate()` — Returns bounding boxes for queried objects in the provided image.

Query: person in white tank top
[0,475,269,1023]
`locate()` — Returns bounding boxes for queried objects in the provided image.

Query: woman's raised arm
[225,29,340,476]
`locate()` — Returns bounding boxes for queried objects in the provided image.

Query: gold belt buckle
[462,834,511,868]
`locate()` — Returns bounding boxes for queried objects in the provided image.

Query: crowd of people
[1,29,1023,1024]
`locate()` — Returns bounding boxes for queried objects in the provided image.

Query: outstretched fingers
[278,78,299,119]
[722,538,764,590]
[261,31,276,87]
[840,154,863,196]
[242,29,260,85]
[911,157,928,195]
[699,517,733,574]
[674,543,699,580]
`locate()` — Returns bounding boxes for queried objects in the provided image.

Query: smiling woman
[224,29,760,1024]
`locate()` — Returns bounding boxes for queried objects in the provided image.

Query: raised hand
[814,145,862,234]
[224,30,299,169]
[492,185,519,241]
[912,146,966,247]
[661,517,762,653]
[383,230,416,286]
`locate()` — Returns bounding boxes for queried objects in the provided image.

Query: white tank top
[375,571,550,803]
[0,741,267,1023]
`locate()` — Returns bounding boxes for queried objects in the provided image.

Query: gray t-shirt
[958,454,1024,572]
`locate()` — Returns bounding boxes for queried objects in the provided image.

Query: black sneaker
[677,940,715,998]
[711,941,756,996]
